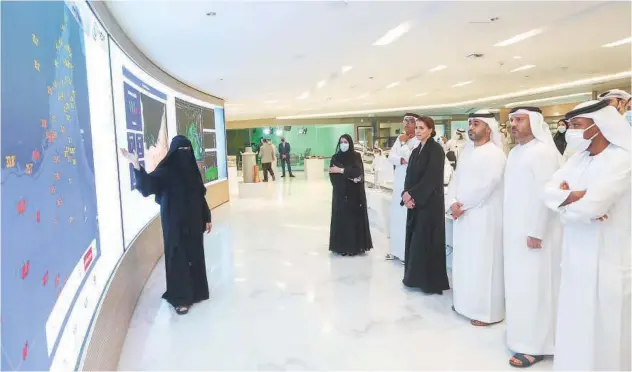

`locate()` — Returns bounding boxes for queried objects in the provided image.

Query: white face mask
[565,124,597,153]
[625,111,632,125]
[558,126,567,133]
[339,143,349,152]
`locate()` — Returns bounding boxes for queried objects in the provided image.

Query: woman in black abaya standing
[120,135,212,315]
[400,115,450,294]
[328,134,373,256]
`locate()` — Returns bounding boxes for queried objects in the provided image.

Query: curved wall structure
[0,1,229,371]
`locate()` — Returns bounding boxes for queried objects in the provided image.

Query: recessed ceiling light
[602,36,632,48]
[494,28,543,47]
[510,64,536,73]
[317,80,326,89]
[297,92,309,100]
[372,22,411,46]
[452,81,474,88]
[276,71,631,120]
[386,81,400,89]
[428,65,447,73]
[416,92,427,97]
[513,56,522,59]
[553,112,560,115]
[341,65,353,73]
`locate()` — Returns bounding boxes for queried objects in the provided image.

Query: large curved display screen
[0,1,227,370]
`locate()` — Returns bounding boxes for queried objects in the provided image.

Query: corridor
[118,176,552,371]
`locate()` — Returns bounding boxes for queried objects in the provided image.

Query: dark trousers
[262,162,275,181]
[281,156,293,176]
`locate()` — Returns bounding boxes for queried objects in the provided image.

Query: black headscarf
[332,133,357,166]
[153,135,205,204]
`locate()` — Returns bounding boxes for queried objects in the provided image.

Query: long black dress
[328,137,373,256]
[401,139,450,294]
[134,135,211,308]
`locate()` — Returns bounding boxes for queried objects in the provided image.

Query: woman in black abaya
[401,115,450,294]
[328,134,373,256]
[120,135,212,315]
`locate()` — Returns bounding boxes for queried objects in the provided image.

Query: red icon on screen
[22,341,28,361]
[42,271,49,286]
[36,210,41,223]
[17,200,27,215]
[21,261,30,279]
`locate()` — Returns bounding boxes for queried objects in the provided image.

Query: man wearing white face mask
[543,100,631,371]
[598,88,632,125]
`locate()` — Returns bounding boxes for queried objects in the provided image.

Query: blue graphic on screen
[1,2,100,370]
[215,108,228,179]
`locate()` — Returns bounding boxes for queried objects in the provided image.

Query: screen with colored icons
[0,1,227,370]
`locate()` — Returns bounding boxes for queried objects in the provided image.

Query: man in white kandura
[387,113,420,263]
[543,100,631,371]
[446,128,467,158]
[447,110,506,326]
[504,106,564,368]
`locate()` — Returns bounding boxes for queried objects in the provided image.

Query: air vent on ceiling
[466,53,484,59]
[468,17,499,24]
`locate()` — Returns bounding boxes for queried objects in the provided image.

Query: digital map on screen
[1,2,100,370]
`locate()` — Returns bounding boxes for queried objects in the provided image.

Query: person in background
[598,88,631,115]
[278,137,295,178]
[120,136,212,315]
[504,107,563,368]
[446,129,467,158]
[401,115,450,294]
[447,110,506,327]
[386,114,419,263]
[328,134,373,256]
[553,119,568,155]
[543,100,630,371]
[258,138,276,182]
[439,136,449,152]
[598,88,632,125]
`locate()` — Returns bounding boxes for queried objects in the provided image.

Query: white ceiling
[106,1,631,121]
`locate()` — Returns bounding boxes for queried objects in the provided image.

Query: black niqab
[133,135,211,308]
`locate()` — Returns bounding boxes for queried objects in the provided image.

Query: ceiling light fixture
[601,36,632,48]
[341,65,353,73]
[510,64,536,73]
[428,65,447,73]
[276,70,631,120]
[494,28,543,47]
[452,81,474,87]
[513,56,522,59]
[296,92,309,100]
[505,92,591,107]
[372,22,411,46]
[317,80,326,89]
[386,81,400,89]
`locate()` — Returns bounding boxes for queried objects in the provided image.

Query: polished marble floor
[118,175,553,371]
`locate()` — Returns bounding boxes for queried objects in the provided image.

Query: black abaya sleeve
[202,196,212,223]
[406,144,444,208]
[341,153,363,179]
[134,166,167,197]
